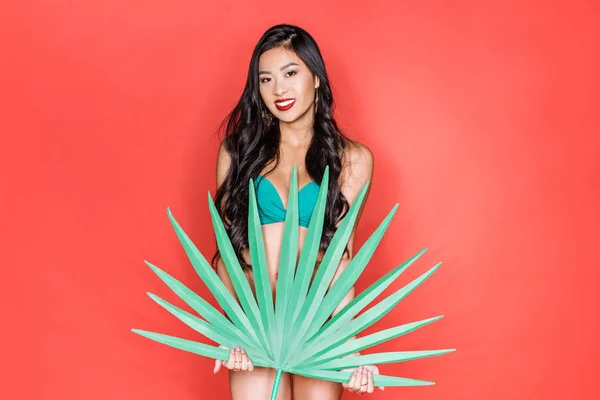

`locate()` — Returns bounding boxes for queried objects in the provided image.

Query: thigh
[229,367,291,400]
[292,374,343,400]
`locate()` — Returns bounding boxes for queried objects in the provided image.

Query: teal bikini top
[254,175,320,228]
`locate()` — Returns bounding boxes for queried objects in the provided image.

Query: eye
[260,77,271,84]
[286,70,297,77]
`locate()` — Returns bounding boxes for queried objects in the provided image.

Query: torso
[240,159,325,295]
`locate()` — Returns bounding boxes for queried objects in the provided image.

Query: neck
[278,104,315,148]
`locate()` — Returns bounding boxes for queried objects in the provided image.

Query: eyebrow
[258,62,299,75]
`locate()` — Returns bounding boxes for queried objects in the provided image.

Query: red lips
[274,98,295,111]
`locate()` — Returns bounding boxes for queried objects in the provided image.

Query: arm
[329,142,374,316]
[213,140,253,373]
[328,143,383,394]
[215,140,238,301]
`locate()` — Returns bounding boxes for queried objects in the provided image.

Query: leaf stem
[270,368,283,400]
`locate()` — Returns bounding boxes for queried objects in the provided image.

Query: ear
[315,76,320,89]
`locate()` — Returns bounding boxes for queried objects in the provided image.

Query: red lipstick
[274,98,295,111]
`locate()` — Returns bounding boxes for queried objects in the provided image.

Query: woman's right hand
[213,345,254,373]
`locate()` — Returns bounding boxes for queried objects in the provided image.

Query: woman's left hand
[342,364,385,395]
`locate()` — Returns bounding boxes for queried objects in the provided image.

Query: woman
[210,24,382,399]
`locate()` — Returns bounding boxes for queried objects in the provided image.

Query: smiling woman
[210,24,379,399]
[259,54,317,116]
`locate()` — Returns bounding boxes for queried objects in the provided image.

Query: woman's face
[258,47,320,125]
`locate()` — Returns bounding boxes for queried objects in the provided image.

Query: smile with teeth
[275,98,296,111]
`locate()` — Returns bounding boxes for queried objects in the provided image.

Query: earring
[262,109,273,127]
[315,87,319,114]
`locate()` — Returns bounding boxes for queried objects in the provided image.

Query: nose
[273,80,288,96]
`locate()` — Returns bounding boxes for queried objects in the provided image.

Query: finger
[346,369,357,392]
[341,368,351,389]
[363,365,375,373]
[368,365,384,391]
[217,344,228,370]
[241,348,248,371]
[225,348,235,370]
[341,374,349,390]
[248,357,254,372]
[355,366,364,392]
[234,346,243,371]
[353,366,363,392]
[360,366,369,394]
[372,364,384,390]
[367,370,374,393]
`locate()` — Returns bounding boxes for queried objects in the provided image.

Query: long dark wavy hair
[211,24,357,271]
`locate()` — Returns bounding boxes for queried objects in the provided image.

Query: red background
[2,1,599,399]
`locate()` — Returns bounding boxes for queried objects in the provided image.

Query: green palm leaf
[133,164,455,398]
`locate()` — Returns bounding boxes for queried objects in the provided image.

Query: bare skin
[213,46,381,399]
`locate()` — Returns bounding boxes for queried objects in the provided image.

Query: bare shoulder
[216,139,232,189]
[335,141,375,257]
[340,141,374,188]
